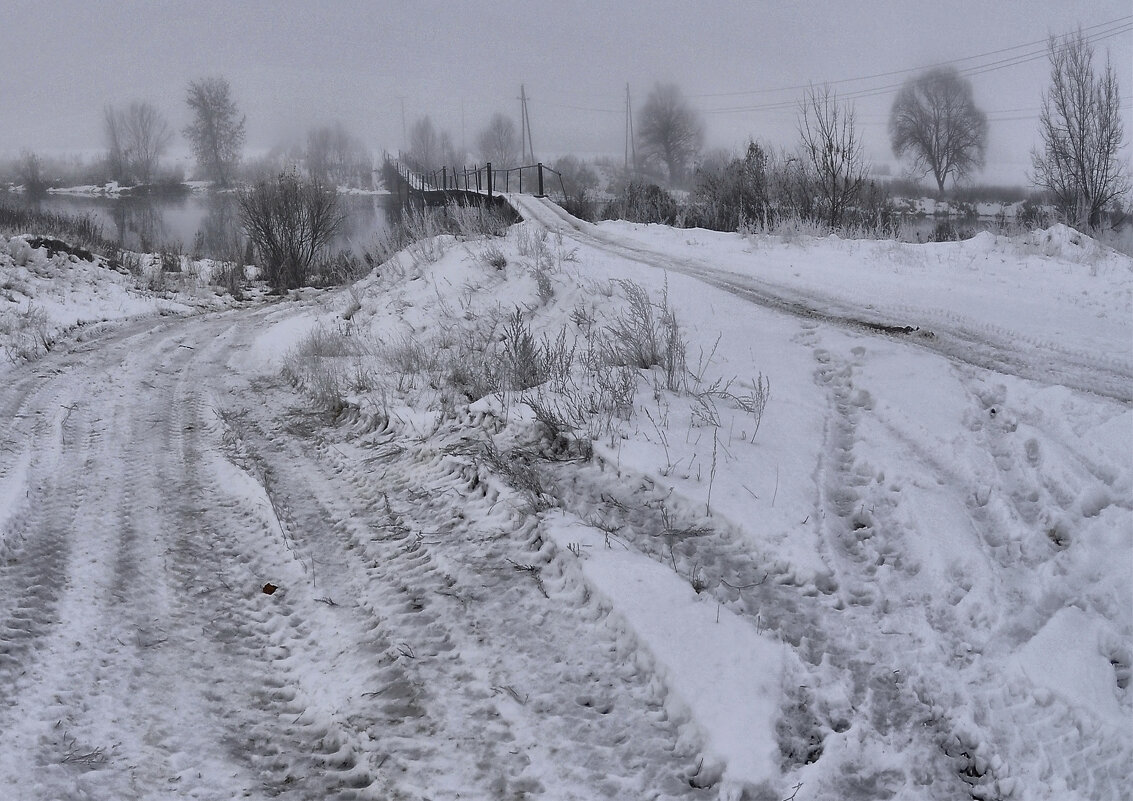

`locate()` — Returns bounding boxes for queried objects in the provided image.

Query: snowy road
[1,212,1130,800]
[509,194,1133,402]
[0,307,716,800]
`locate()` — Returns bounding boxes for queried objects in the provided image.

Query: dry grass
[0,303,52,363]
[603,279,686,392]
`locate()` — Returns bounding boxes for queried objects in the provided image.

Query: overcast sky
[3,0,1130,184]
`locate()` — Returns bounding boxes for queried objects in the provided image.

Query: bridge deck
[385,158,567,221]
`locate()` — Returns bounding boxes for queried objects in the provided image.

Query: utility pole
[519,84,536,163]
[397,96,407,152]
[625,83,637,175]
[519,86,527,162]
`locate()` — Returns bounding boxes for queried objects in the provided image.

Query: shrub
[0,199,117,255]
[447,201,511,238]
[604,280,686,391]
[602,181,680,225]
[237,170,344,290]
[691,141,771,232]
[211,261,244,299]
[0,303,52,363]
[281,323,367,412]
[928,219,974,242]
[377,201,514,270]
[1019,196,1053,229]
[311,250,368,286]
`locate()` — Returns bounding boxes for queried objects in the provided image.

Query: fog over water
[12,192,391,259]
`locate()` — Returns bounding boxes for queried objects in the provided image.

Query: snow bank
[0,234,232,369]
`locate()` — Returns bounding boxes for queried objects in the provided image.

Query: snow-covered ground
[0,208,1129,800]
[0,234,241,365]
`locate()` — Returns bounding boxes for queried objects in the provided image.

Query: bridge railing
[392,157,568,201]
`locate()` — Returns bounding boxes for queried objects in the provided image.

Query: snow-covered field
[0,208,1129,800]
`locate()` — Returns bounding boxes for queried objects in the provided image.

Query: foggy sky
[3,0,1130,185]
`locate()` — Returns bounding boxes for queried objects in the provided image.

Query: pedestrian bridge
[384,157,569,219]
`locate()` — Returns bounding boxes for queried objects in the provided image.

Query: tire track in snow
[0,309,384,798]
[146,316,399,799]
[219,384,718,799]
[4,302,709,800]
[0,371,95,714]
[0,319,265,798]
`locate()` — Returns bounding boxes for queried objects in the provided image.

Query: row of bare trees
[98,77,244,188]
[402,113,522,174]
[886,28,1127,230]
[99,77,372,191]
[639,25,1126,231]
[401,83,707,187]
[625,27,1126,231]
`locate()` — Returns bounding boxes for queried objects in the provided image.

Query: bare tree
[637,83,704,186]
[103,106,127,183]
[889,67,988,193]
[798,86,868,227]
[17,150,47,195]
[476,113,520,169]
[104,101,173,185]
[406,116,439,172]
[184,77,245,187]
[306,122,371,187]
[237,170,344,290]
[438,130,461,171]
[1032,28,1129,230]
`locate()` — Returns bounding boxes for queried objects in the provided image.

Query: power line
[851,96,1133,126]
[701,21,1132,115]
[524,19,1131,122]
[529,99,621,114]
[691,15,1131,100]
[703,22,1132,114]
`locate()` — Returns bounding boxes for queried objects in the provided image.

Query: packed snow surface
[0,207,1130,800]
